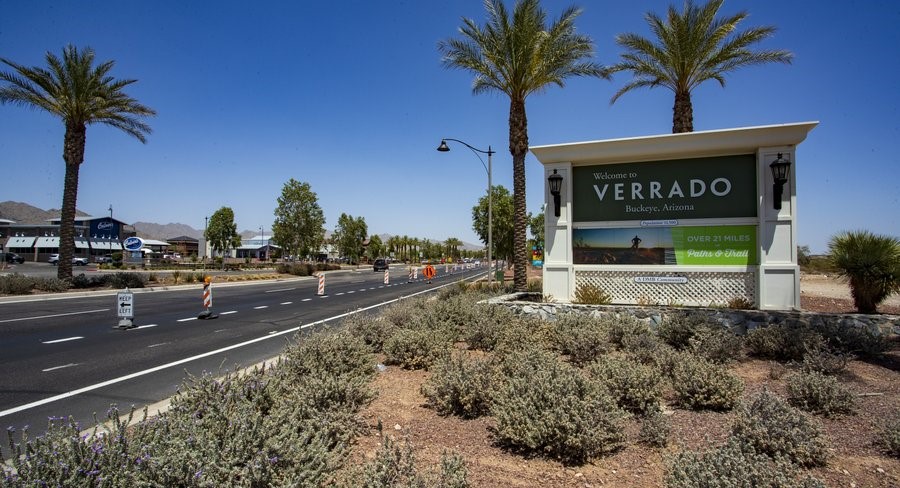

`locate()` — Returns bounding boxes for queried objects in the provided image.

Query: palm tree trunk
[509,98,529,292]
[58,122,86,280]
[672,89,694,133]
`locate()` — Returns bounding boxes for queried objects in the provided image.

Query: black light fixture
[548,169,563,217]
[769,153,792,210]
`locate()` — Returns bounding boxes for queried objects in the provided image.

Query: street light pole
[437,139,494,288]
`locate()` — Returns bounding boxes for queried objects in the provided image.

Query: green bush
[657,312,712,350]
[492,316,552,359]
[0,273,35,294]
[587,356,664,415]
[877,411,900,458]
[745,322,825,361]
[828,229,900,313]
[729,390,829,467]
[384,328,450,370]
[573,283,611,305]
[549,313,612,366]
[381,298,427,329]
[462,303,520,351]
[657,313,743,362]
[670,353,743,411]
[420,351,495,419]
[666,437,825,488]
[801,348,852,375]
[32,276,71,292]
[106,272,147,289]
[70,273,110,289]
[639,410,670,448]
[491,347,628,464]
[786,371,855,417]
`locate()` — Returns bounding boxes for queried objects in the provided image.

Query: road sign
[117,290,134,318]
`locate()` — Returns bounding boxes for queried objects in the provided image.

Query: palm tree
[606,0,792,133]
[0,45,155,279]
[445,237,463,260]
[440,0,605,291]
[828,230,900,314]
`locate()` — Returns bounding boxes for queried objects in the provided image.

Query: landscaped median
[3,285,899,487]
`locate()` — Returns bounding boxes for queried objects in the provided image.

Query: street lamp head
[436,140,450,152]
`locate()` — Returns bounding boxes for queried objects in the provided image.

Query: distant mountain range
[1,201,483,250]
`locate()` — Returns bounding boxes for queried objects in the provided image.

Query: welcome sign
[572,155,757,222]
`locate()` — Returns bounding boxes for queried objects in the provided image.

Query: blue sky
[1,1,898,252]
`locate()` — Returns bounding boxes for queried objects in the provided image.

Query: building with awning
[5,235,36,252]
[0,214,135,261]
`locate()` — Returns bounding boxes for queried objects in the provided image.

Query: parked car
[373,258,389,272]
[4,252,25,264]
[48,254,88,266]
[94,255,113,264]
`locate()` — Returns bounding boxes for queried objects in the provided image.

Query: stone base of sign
[115,318,134,329]
[485,292,900,337]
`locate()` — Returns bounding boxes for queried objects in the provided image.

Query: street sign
[117,290,134,318]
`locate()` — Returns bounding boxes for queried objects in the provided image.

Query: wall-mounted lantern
[769,153,792,210]
[548,169,563,217]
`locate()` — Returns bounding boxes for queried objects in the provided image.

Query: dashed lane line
[42,336,84,344]
[42,363,79,372]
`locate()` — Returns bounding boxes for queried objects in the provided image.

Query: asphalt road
[0,264,486,457]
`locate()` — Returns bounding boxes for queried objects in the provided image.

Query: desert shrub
[657,313,744,363]
[31,276,71,292]
[726,295,755,309]
[801,348,853,375]
[657,312,713,350]
[70,273,110,289]
[420,351,495,418]
[605,315,652,349]
[670,354,743,411]
[877,411,900,458]
[384,328,450,370]
[817,321,889,357]
[422,293,483,341]
[491,347,628,464]
[573,283,611,305]
[0,273,35,294]
[462,303,520,351]
[730,390,829,467]
[639,410,670,448]
[343,435,468,488]
[344,313,397,353]
[106,272,147,289]
[786,371,855,417]
[492,316,552,359]
[745,322,825,361]
[277,262,317,276]
[666,437,825,488]
[624,335,680,375]
[549,313,612,366]
[381,298,427,329]
[587,356,664,415]
[171,270,181,284]
[2,408,152,486]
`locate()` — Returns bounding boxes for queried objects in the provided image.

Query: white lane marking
[336,292,345,296]
[265,287,296,293]
[177,317,197,322]
[214,329,228,333]
[359,289,367,292]
[280,302,293,305]
[148,342,170,348]
[42,336,84,344]
[254,306,268,309]
[347,291,355,294]
[369,287,375,290]
[301,298,312,302]
[221,311,238,315]
[379,286,384,289]
[0,274,479,419]
[0,308,109,324]
[134,324,158,330]
[42,363,79,372]
[268,331,278,335]
[318,295,328,298]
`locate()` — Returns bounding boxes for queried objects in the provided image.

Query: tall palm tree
[606,0,792,133]
[1,45,155,279]
[440,0,605,291]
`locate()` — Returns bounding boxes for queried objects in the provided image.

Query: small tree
[472,185,515,264]
[332,213,367,265]
[828,230,900,313]
[206,207,241,270]
[272,178,326,261]
[366,234,385,262]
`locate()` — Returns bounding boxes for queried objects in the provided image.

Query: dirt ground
[346,273,900,487]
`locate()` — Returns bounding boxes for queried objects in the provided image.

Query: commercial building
[0,215,136,262]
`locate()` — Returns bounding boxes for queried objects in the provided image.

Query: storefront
[532,122,817,311]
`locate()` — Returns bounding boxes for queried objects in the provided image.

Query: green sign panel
[572,155,757,222]
[573,225,757,266]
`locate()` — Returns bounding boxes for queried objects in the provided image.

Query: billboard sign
[573,225,757,266]
[572,155,757,222]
